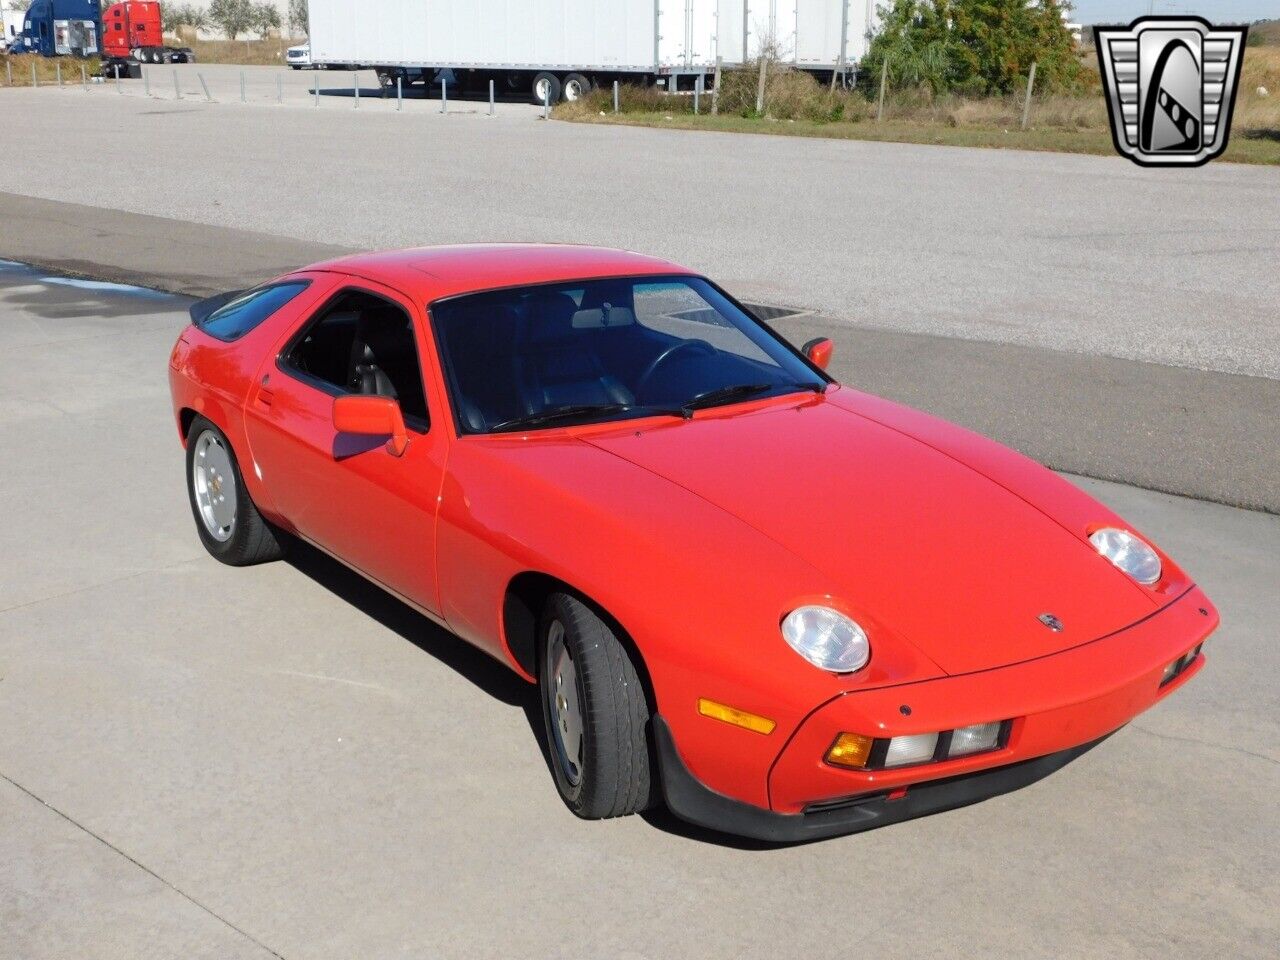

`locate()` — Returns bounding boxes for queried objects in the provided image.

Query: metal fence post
[440,77,446,113]
[1021,61,1038,131]
[114,64,121,93]
[6,60,11,86]
[354,73,359,108]
[694,73,702,114]
[173,70,181,99]
[489,78,495,116]
[240,70,246,103]
[33,63,38,88]
[543,87,550,120]
[144,67,151,97]
[876,57,888,122]
[313,72,319,106]
[613,79,619,113]
[712,57,722,116]
[397,76,402,111]
[57,62,62,87]
[198,72,211,102]
[81,64,87,90]
[277,73,282,104]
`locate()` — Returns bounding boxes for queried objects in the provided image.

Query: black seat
[348,308,428,422]
[517,293,633,414]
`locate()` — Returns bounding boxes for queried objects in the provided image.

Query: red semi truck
[101,0,193,72]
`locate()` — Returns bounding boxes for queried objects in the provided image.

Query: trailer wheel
[532,72,561,107]
[562,73,592,102]
[151,49,163,64]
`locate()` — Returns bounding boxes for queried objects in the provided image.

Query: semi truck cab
[6,0,99,56]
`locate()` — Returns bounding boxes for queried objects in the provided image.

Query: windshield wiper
[488,403,682,433]
[680,380,823,416]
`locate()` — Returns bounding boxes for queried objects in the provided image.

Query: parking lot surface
[2,263,1277,960]
[0,79,1277,378]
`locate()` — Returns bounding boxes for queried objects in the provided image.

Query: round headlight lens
[781,606,870,673]
[1089,527,1162,585]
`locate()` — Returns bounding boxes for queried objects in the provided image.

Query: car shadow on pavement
[284,536,792,851]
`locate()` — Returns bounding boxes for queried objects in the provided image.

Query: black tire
[562,72,592,102]
[185,415,284,567]
[539,593,654,820]
[531,71,561,107]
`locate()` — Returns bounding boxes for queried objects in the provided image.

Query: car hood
[583,390,1158,676]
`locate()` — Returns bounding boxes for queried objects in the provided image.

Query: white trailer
[306,0,879,103]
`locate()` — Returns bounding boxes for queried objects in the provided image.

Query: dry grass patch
[1,53,100,86]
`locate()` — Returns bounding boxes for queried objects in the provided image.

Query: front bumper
[657,586,1216,841]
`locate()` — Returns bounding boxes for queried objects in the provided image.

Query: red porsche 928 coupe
[168,245,1217,842]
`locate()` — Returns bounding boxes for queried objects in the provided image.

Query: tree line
[163,0,308,41]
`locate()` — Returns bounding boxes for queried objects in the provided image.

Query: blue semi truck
[4,0,101,56]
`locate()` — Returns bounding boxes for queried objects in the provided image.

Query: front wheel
[185,416,284,566]
[562,72,592,102]
[539,593,654,819]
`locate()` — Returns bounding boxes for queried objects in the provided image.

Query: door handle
[256,374,274,407]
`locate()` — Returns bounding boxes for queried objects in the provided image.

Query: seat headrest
[524,293,581,345]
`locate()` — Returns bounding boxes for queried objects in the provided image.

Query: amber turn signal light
[826,732,875,769]
[697,698,776,735]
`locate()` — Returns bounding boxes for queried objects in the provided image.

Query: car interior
[435,279,796,433]
[285,290,430,429]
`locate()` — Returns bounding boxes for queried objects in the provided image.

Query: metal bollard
[173,70,181,99]
[114,64,120,92]
[277,74,282,104]
[313,71,319,106]
[353,73,359,108]
[613,80,619,113]
[144,67,151,97]
[57,62,62,87]
[694,74,702,114]
[489,78,495,116]
[396,76,402,111]
[198,72,211,102]
[240,70,245,103]
[543,87,549,120]
[440,77,446,113]
[81,64,87,90]
[6,60,11,87]
[32,63,38,88]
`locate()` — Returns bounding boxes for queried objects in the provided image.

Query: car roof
[305,244,697,303]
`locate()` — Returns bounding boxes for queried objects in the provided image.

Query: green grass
[559,110,1280,165]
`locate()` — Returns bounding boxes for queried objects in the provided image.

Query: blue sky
[1068,1,1279,23]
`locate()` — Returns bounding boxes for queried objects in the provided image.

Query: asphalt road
[1,79,1278,378]
[2,261,1278,960]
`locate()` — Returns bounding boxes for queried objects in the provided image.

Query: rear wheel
[531,71,561,107]
[539,593,654,819]
[562,72,592,102]
[185,416,284,566]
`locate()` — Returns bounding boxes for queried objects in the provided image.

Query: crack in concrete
[1129,722,1279,767]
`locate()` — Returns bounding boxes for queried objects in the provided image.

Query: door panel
[243,280,448,615]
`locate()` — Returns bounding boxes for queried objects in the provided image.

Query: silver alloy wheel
[191,430,237,542]
[547,620,584,786]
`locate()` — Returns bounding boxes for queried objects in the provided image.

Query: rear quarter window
[197,281,310,341]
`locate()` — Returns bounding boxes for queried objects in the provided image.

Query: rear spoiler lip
[188,288,249,326]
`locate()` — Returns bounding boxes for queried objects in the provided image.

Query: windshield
[431,276,826,434]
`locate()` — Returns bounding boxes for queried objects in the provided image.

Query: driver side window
[283,289,430,430]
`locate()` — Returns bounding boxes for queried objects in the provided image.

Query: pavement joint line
[1128,723,1280,767]
[0,557,206,617]
[0,770,287,960]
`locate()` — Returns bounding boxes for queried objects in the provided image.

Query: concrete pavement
[1,261,1277,960]
[0,80,1277,377]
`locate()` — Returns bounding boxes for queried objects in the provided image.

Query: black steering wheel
[635,340,717,397]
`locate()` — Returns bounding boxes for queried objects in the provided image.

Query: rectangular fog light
[948,721,1003,757]
[883,732,939,768]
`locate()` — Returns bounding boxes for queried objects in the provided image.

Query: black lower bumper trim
[653,716,1114,843]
